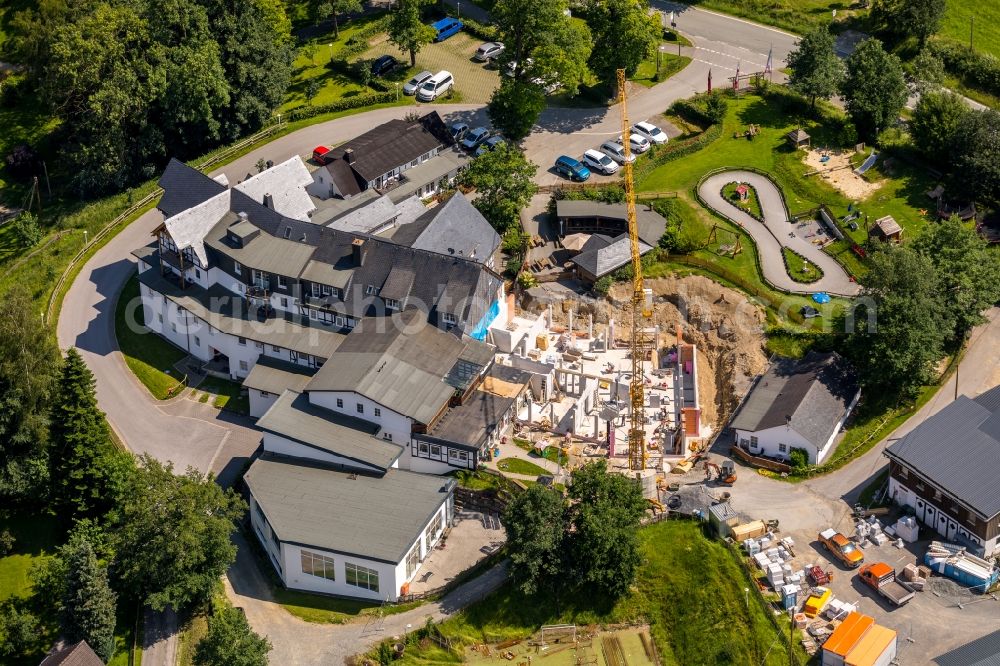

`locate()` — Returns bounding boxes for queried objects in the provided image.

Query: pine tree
[62,535,118,663]
[194,606,271,666]
[49,348,131,519]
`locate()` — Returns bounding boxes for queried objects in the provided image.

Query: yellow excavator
[704,460,737,486]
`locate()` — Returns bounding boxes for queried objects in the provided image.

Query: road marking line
[206,431,232,477]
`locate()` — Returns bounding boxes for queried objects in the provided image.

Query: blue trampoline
[812,292,831,304]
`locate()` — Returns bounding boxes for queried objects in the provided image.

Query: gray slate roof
[258,390,402,470]
[244,455,453,564]
[406,192,500,263]
[306,309,494,424]
[729,352,859,449]
[40,641,105,666]
[243,356,316,395]
[233,156,315,221]
[935,629,1000,666]
[157,158,226,218]
[571,233,652,279]
[886,385,1000,518]
[554,199,668,246]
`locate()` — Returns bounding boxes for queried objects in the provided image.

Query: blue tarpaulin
[469,299,501,341]
[812,292,831,304]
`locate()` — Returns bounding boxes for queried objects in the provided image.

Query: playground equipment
[854,150,879,175]
[708,223,743,257]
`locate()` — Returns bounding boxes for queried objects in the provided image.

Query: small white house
[730,352,860,465]
[245,456,454,601]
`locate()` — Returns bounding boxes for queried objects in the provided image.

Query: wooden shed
[871,215,902,242]
[786,128,811,148]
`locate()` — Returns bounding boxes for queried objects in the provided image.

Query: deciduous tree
[910,89,968,158]
[0,288,60,502]
[502,484,566,596]
[194,605,271,666]
[874,0,945,46]
[112,455,245,610]
[387,0,435,67]
[487,78,546,141]
[327,0,362,38]
[49,349,132,520]
[786,27,844,111]
[458,144,538,232]
[912,216,1000,342]
[587,0,660,88]
[840,38,907,140]
[949,108,1000,204]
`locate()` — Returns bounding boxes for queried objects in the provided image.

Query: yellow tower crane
[617,68,652,472]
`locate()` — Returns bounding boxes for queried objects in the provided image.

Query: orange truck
[819,528,864,568]
[858,563,914,607]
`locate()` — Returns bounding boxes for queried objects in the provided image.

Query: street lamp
[327,43,333,61]
[395,82,400,101]
[457,1,461,17]
[744,587,750,609]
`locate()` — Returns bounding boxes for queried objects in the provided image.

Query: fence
[44,121,284,325]
[730,444,793,474]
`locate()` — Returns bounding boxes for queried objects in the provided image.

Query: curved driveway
[699,170,860,296]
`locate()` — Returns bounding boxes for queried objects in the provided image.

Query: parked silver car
[599,140,636,165]
[403,70,434,96]
[474,41,505,62]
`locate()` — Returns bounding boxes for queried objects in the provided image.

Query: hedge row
[668,98,713,127]
[284,91,397,122]
[634,123,723,180]
[931,41,1000,99]
[461,17,500,42]
[338,15,392,60]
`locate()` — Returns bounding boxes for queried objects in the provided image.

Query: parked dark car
[554,155,591,182]
[370,55,398,77]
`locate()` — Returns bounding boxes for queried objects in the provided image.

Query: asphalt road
[699,169,861,296]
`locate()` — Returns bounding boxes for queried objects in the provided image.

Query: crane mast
[617,68,649,472]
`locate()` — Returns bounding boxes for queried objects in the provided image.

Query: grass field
[0,514,60,602]
[115,275,187,400]
[496,457,549,476]
[939,0,1000,59]
[782,246,822,283]
[275,588,424,624]
[721,180,764,220]
[195,376,250,415]
[682,0,865,34]
[632,49,692,89]
[387,520,807,665]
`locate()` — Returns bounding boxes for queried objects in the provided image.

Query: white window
[280,297,288,307]
[157,314,163,323]
[405,544,420,579]
[238,337,247,346]
[419,443,429,454]
[385,298,400,310]
[431,445,441,456]
[335,316,345,327]
[234,261,242,276]
[272,345,281,353]
[239,360,249,371]
[345,562,379,592]
[259,391,271,398]
[459,451,468,461]
[310,310,318,320]
[374,408,381,417]
[449,449,459,459]
[365,285,377,296]
[322,285,332,296]
[442,312,457,324]
[336,399,343,408]
[749,436,758,448]
[357,403,364,414]
[311,283,321,297]
[301,551,336,581]
[383,433,392,441]
[278,275,288,289]
[255,341,264,350]
[193,336,200,347]
[290,351,299,362]
[778,443,787,453]
[195,268,201,279]
[171,323,176,333]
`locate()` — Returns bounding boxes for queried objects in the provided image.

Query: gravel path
[698,170,861,296]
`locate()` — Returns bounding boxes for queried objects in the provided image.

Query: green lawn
[632,48,692,88]
[0,513,60,602]
[684,0,865,34]
[448,469,505,491]
[940,0,1000,59]
[781,246,823,283]
[386,520,807,665]
[107,602,143,666]
[196,376,250,415]
[496,457,548,477]
[275,588,424,624]
[512,437,569,466]
[115,274,187,400]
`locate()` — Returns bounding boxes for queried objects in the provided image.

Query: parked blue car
[554,155,591,182]
[431,17,463,42]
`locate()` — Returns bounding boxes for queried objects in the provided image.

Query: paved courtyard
[408,510,505,595]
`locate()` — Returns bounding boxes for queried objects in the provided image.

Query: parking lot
[361,33,500,104]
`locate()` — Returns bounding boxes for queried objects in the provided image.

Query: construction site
[462,625,658,666]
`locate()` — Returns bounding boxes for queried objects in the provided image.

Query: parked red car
[312,146,331,164]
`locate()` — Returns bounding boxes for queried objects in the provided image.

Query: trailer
[924,541,999,594]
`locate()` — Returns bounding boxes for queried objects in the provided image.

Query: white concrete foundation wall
[249,389,278,419]
[735,426,817,464]
[308,391,412,449]
[261,432,385,474]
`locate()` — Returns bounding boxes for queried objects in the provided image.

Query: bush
[789,448,809,470]
[0,529,13,556]
[5,144,40,182]
[516,272,537,289]
[931,41,1000,99]
[705,92,728,124]
[461,17,500,42]
[668,97,712,126]
[504,259,522,278]
[337,15,392,60]
[593,275,613,296]
[285,92,396,121]
[13,213,43,249]
[634,123,723,180]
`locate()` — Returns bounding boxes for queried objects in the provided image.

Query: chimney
[344,148,356,164]
[352,238,365,266]
[263,193,274,209]
[237,211,248,222]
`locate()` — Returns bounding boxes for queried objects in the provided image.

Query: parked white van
[417,71,454,101]
[582,149,619,175]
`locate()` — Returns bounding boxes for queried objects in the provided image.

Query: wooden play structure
[708,223,743,257]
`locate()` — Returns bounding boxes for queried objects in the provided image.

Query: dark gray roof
[572,233,652,279]
[554,199,667,246]
[306,310,494,424]
[729,352,859,449]
[325,111,452,188]
[243,356,316,395]
[407,193,500,263]
[157,158,226,218]
[935,630,1000,666]
[323,157,365,198]
[40,641,104,666]
[885,385,1000,518]
[244,455,454,564]
[258,390,402,471]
